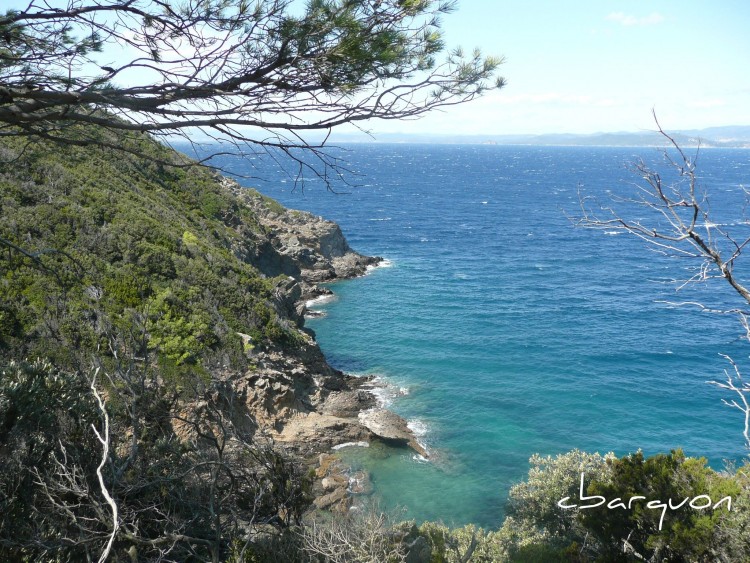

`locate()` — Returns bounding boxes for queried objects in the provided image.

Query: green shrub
[497,448,750,562]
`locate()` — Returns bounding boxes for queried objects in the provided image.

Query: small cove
[224,144,750,527]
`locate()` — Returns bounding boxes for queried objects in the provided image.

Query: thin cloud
[606,12,665,26]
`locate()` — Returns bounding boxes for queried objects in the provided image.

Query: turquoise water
[217,144,750,527]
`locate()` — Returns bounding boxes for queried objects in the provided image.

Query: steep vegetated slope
[0,127,381,432]
[0,127,392,559]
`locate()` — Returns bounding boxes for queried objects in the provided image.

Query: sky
[5,0,750,137]
[383,0,750,136]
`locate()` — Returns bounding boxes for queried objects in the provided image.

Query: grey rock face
[225,180,382,285]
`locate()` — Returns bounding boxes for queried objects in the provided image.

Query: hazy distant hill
[329,125,750,147]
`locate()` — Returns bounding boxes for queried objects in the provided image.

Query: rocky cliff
[215,179,426,510]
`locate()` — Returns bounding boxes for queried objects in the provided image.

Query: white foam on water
[407,418,431,460]
[368,382,394,408]
[362,375,409,408]
[306,293,335,308]
[366,258,394,272]
[407,418,428,437]
[332,441,370,451]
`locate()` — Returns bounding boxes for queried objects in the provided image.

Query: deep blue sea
[210,144,750,528]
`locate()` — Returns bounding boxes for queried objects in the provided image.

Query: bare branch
[576,119,750,306]
[709,355,750,450]
[89,368,119,563]
[575,114,750,450]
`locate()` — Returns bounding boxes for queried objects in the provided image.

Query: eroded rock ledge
[225,179,381,297]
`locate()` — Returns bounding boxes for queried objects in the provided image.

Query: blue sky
[396,0,750,135]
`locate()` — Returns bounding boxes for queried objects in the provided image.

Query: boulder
[321,474,349,491]
[359,409,428,458]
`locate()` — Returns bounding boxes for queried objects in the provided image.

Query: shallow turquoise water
[218,144,750,527]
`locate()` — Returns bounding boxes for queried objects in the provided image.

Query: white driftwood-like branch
[90,368,119,563]
[710,355,750,450]
[576,113,750,451]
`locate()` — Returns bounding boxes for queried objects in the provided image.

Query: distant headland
[325,125,750,148]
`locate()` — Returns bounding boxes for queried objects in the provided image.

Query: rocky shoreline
[222,179,425,511]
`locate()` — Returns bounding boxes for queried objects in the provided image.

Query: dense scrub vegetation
[0,129,316,560]
[1,128,748,561]
[288,450,749,562]
[0,128,298,375]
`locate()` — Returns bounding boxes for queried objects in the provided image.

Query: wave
[305,293,335,308]
[407,418,428,437]
[361,375,409,408]
[239,145,750,525]
[366,258,394,272]
[408,418,431,461]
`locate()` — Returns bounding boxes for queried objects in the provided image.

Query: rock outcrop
[215,178,426,501]
[224,179,381,292]
[359,409,428,458]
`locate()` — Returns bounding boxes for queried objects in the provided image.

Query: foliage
[0,359,314,562]
[415,521,503,562]
[495,449,750,562]
[500,449,615,552]
[0,360,102,548]
[582,450,743,562]
[300,507,408,562]
[0,0,504,180]
[0,125,319,560]
[0,128,298,378]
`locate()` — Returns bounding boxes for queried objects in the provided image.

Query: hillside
[2,128,749,562]
[0,127,418,559]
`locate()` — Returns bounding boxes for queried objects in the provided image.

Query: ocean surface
[210,144,750,528]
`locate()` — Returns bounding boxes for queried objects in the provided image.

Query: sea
[206,143,750,528]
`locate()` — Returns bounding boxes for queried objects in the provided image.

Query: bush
[0,359,315,562]
[497,448,750,562]
[582,449,743,562]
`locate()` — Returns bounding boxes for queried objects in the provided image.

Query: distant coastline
[317,125,750,148]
